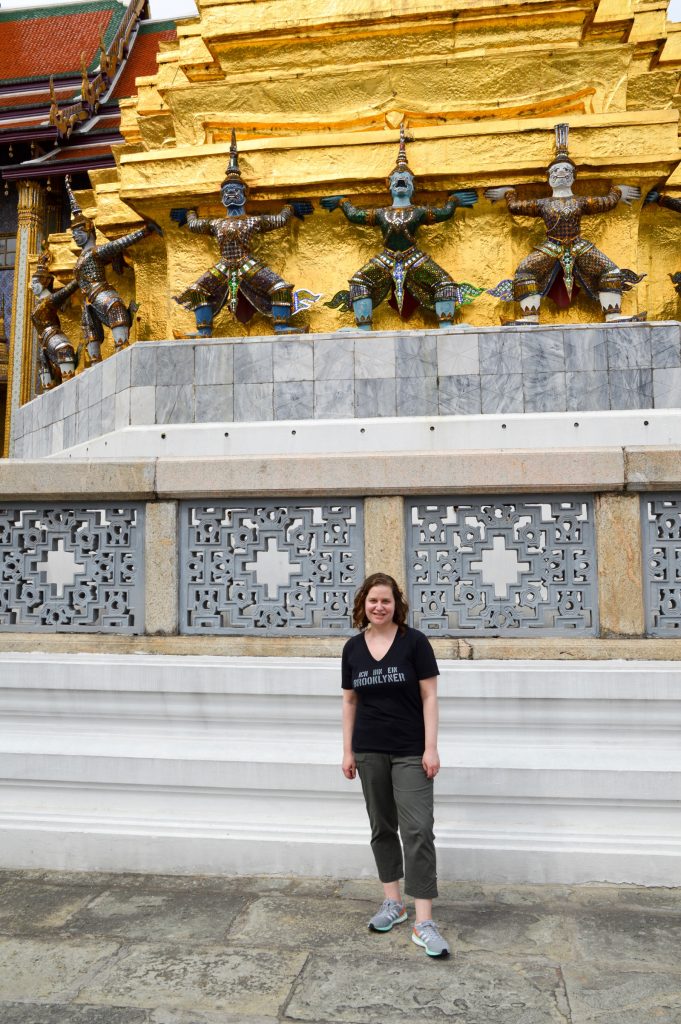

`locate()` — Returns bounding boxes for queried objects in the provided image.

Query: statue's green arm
[338,199,378,226]
[186,213,218,235]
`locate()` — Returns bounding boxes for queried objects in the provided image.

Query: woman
[341,572,449,958]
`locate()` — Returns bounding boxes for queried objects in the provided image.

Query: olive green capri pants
[354,752,438,899]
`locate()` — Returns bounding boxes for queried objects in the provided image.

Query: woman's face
[365,584,396,627]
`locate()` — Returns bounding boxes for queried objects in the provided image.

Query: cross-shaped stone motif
[39,538,85,597]
[245,538,301,598]
[470,535,530,599]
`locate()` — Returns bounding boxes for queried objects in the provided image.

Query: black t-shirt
[341,625,439,756]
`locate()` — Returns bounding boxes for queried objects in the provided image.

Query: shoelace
[381,899,403,918]
[415,919,441,940]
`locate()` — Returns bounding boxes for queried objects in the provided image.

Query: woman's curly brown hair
[352,573,409,633]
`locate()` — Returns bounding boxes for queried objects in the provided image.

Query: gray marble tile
[156,343,194,387]
[314,335,354,380]
[437,332,480,376]
[523,371,566,412]
[131,342,157,386]
[609,368,653,409]
[115,389,131,430]
[61,378,77,419]
[63,414,77,450]
[355,377,396,417]
[195,384,234,423]
[479,332,522,375]
[129,385,156,426]
[234,381,273,421]
[101,354,117,398]
[233,341,273,384]
[156,384,194,424]
[355,336,396,378]
[606,325,652,369]
[274,380,314,419]
[566,371,610,411]
[395,333,437,378]
[101,393,115,435]
[273,338,314,382]
[87,366,103,406]
[314,378,355,418]
[35,394,48,430]
[396,375,438,415]
[651,325,681,368]
[49,420,64,454]
[88,401,102,440]
[521,330,565,373]
[75,409,89,445]
[50,387,64,424]
[75,374,90,415]
[13,435,24,458]
[564,327,608,371]
[481,372,524,414]
[195,342,234,385]
[653,367,681,408]
[115,345,132,391]
[439,374,482,415]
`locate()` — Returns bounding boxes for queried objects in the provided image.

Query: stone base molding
[0,653,679,884]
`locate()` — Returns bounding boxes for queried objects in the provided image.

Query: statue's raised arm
[323,124,482,330]
[487,123,644,324]
[172,131,319,337]
[644,185,681,296]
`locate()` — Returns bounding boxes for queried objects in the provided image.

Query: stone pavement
[0,870,680,1024]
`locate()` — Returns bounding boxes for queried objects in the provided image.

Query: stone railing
[0,448,680,656]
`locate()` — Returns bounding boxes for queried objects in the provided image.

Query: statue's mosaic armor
[31,279,78,366]
[74,227,149,342]
[502,187,643,301]
[338,198,477,312]
[174,209,294,320]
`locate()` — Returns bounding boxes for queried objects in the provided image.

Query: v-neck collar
[362,627,399,664]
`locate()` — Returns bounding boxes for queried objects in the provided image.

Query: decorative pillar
[364,496,406,590]
[3,179,46,458]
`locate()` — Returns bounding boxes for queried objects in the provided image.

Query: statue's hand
[450,188,478,208]
[145,217,163,237]
[320,196,345,212]
[484,186,513,203]
[170,208,188,227]
[644,189,660,206]
[288,199,314,220]
[617,185,641,206]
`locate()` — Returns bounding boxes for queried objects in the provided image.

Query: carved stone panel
[642,494,681,636]
[407,496,598,635]
[180,501,363,635]
[0,504,144,632]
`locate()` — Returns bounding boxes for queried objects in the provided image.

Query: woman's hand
[342,752,357,780]
[422,747,440,779]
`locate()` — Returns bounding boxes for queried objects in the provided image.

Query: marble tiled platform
[11,321,681,458]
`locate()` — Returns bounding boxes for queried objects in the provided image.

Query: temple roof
[0,2,176,182]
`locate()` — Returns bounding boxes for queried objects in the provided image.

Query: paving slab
[562,963,681,1024]
[0,936,121,1002]
[284,951,570,1024]
[0,879,101,933]
[570,907,681,968]
[61,887,249,943]
[0,1005,150,1023]
[74,943,307,1017]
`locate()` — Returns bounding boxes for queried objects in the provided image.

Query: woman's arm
[342,689,358,779]
[419,676,440,779]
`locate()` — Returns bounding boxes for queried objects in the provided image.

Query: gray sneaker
[368,898,408,932]
[411,919,450,957]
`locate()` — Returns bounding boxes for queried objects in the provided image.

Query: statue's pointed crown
[65,175,92,230]
[221,129,247,190]
[33,243,53,283]
[389,123,414,178]
[549,122,576,169]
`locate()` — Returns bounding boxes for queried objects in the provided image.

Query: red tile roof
[0,86,74,109]
[111,23,177,98]
[0,2,125,85]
